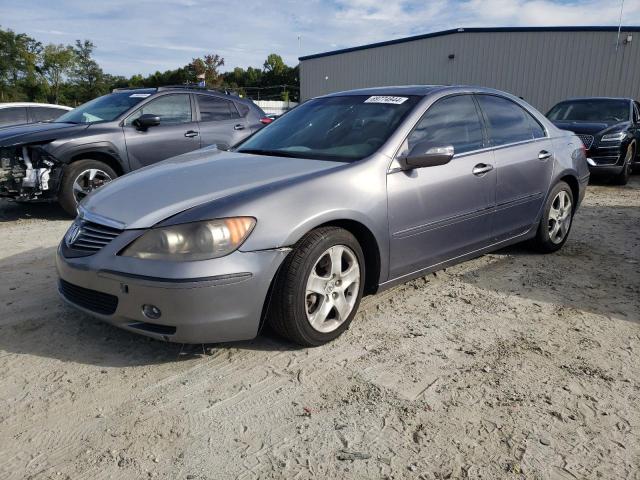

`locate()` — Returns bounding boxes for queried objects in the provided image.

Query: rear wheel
[58,160,116,216]
[612,144,634,186]
[531,181,574,253]
[268,227,365,346]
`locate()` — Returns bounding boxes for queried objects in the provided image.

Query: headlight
[120,217,256,261]
[601,131,627,142]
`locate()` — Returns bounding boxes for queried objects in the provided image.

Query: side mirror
[403,142,454,169]
[133,114,161,130]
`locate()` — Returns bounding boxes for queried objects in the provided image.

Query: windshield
[56,91,152,124]
[236,95,421,161]
[547,99,630,123]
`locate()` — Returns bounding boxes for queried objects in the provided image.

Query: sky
[0,0,637,77]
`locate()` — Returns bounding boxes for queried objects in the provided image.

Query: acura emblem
[66,223,81,246]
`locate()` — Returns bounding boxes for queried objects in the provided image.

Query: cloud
[1,0,636,76]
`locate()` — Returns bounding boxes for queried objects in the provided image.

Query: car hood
[550,120,628,136]
[0,122,89,147]
[81,148,343,229]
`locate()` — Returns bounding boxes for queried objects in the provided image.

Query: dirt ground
[0,177,638,480]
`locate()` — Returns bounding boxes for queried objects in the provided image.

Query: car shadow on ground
[0,199,70,222]
[459,203,639,325]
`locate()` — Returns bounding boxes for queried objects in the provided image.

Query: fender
[48,140,128,171]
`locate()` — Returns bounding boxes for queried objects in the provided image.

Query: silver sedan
[56,86,589,346]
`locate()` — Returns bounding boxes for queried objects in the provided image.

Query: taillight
[260,117,273,125]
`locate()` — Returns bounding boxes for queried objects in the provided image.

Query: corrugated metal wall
[300,30,640,112]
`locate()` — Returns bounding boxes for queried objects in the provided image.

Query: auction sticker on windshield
[130,93,151,98]
[364,96,408,104]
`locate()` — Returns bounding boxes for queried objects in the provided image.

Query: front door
[123,93,200,170]
[475,94,554,242]
[387,94,496,280]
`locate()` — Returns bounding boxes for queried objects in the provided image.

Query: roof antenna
[616,0,625,51]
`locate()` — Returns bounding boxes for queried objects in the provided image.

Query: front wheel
[58,160,117,216]
[268,227,365,346]
[612,144,634,186]
[530,181,574,253]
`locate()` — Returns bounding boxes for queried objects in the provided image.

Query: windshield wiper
[237,149,304,158]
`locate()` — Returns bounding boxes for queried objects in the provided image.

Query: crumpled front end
[0,145,61,201]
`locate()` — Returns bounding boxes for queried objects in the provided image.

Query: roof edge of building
[298,26,640,61]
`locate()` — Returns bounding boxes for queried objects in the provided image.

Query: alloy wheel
[548,190,572,244]
[305,245,360,333]
[72,169,113,203]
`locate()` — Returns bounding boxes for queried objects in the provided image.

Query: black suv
[0,86,269,214]
[547,97,640,185]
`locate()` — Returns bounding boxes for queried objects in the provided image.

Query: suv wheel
[268,227,365,346]
[612,144,634,186]
[59,160,117,216]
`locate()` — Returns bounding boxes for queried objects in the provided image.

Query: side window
[633,102,640,123]
[0,107,28,126]
[31,107,67,122]
[525,112,546,139]
[407,95,484,155]
[197,95,238,122]
[235,103,250,117]
[476,95,535,146]
[125,94,191,126]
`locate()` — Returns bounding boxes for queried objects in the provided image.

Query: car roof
[111,86,258,107]
[554,97,633,103]
[322,84,519,98]
[0,102,72,109]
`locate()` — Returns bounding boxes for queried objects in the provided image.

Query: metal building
[299,26,640,112]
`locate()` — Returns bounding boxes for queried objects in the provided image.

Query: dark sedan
[547,97,640,185]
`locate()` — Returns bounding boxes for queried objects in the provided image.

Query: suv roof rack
[112,84,240,97]
[111,87,157,93]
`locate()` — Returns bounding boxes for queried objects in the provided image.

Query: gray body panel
[57,86,589,343]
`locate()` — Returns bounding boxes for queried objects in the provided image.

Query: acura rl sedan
[57,86,589,346]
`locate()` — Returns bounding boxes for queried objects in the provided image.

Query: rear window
[197,95,239,121]
[235,102,250,117]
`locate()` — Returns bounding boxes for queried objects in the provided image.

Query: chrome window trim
[389,92,551,173]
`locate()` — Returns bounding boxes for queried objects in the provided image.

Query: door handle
[233,124,245,131]
[538,150,552,160]
[184,130,199,138]
[472,163,494,176]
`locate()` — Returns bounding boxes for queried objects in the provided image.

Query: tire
[58,160,117,216]
[530,181,574,253]
[612,144,634,186]
[268,226,365,347]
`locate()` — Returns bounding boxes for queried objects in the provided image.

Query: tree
[71,39,105,103]
[0,27,42,101]
[41,44,75,103]
[263,53,285,76]
[191,54,224,88]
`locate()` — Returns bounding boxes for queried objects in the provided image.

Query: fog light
[142,304,161,320]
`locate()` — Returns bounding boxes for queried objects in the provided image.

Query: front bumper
[56,240,288,344]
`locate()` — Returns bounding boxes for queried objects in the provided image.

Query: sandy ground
[0,177,638,480]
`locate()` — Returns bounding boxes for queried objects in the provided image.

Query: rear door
[195,94,249,150]
[387,94,496,279]
[123,93,200,170]
[475,94,554,242]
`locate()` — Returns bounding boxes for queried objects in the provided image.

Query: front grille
[576,134,594,149]
[59,279,118,315]
[68,220,122,253]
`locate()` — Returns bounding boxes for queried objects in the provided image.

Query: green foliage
[0,26,299,106]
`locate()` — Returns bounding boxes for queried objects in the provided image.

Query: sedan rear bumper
[56,244,288,343]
